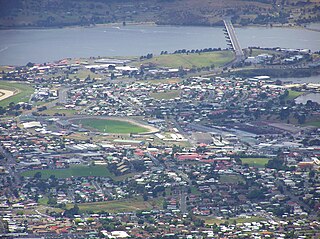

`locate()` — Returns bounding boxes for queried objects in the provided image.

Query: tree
[143,193,148,201]
[34,172,42,179]
[34,194,39,202]
[108,65,115,70]
[279,108,290,120]
[64,204,80,218]
[266,158,286,170]
[248,189,265,200]
[298,114,306,124]
[48,196,57,206]
[278,185,284,193]
[309,170,315,178]
[26,62,34,67]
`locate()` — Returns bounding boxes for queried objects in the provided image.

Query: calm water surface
[295,93,320,104]
[278,76,320,84]
[0,25,320,66]
[306,23,320,31]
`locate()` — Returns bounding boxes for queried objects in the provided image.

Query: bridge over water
[223,19,245,61]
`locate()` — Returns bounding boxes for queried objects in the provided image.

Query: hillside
[0,0,319,28]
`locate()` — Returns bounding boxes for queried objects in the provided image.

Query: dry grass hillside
[0,0,318,28]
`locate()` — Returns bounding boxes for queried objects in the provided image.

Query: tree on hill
[266,158,286,170]
[64,204,80,218]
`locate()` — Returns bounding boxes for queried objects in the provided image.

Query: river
[0,24,320,66]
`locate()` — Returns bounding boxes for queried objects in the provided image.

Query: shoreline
[0,21,157,31]
[0,21,318,32]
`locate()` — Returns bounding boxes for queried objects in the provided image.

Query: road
[169,116,196,146]
[145,152,164,170]
[58,87,70,104]
[0,219,6,234]
[179,187,187,214]
[35,209,54,219]
[276,180,317,220]
[0,144,20,186]
[40,86,70,110]
[223,19,245,61]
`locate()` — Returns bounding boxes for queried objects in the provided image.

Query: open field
[241,158,270,168]
[0,81,34,107]
[75,118,151,134]
[15,205,63,215]
[190,186,201,195]
[67,197,163,213]
[250,49,281,57]
[42,106,78,116]
[139,51,234,69]
[305,120,320,128]
[286,90,304,101]
[21,165,113,179]
[22,165,135,182]
[150,89,181,100]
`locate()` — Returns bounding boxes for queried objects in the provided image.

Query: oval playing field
[74,118,156,134]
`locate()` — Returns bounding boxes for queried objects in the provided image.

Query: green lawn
[76,118,149,134]
[42,106,78,116]
[67,197,163,213]
[150,89,181,100]
[286,90,304,101]
[21,165,113,179]
[250,49,280,57]
[21,165,136,183]
[38,196,49,205]
[305,120,320,128]
[0,81,34,107]
[190,186,201,195]
[241,158,270,168]
[139,51,234,68]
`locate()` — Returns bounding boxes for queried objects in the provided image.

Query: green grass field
[286,90,304,101]
[190,186,201,195]
[77,118,149,134]
[139,51,234,68]
[0,81,34,107]
[21,165,113,179]
[150,89,181,100]
[250,49,280,57]
[305,121,320,128]
[67,197,163,213]
[42,106,78,116]
[241,158,270,168]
